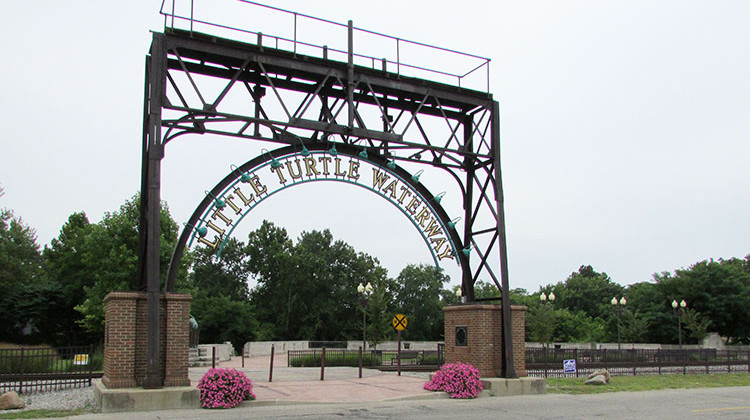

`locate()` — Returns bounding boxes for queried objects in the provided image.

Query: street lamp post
[539,292,555,349]
[539,292,555,378]
[611,297,627,351]
[671,299,687,350]
[357,282,373,351]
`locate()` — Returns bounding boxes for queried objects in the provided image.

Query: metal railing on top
[159,0,492,92]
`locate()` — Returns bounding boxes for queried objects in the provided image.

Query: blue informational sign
[563,359,576,374]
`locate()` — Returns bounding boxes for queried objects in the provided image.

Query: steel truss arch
[165,142,468,292]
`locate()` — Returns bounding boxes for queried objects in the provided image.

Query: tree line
[1,190,749,350]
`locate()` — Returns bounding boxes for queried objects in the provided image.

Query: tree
[392,264,449,341]
[655,258,750,343]
[526,301,556,348]
[41,212,98,345]
[0,209,45,342]
[190,294,258,352]
[623,281,674,344]
[365,278,396,349]
[619,309,649,347]
[552,265,625,321]
[247,221,388,341]
[682,308,711,343]
[190,238,251,301]
[74,194,180,335]
[188,237,258,351]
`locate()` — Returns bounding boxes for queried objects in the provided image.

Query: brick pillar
[102,292,192,389]
[102,292,139,388]
[444,304,527,378]
[510,306,527,376]
[164,294,192,387]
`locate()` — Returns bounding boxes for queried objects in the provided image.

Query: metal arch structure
[138,3,514,387]
[164,142,469,292]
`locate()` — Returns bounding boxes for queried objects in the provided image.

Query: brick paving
[189,354,441,404]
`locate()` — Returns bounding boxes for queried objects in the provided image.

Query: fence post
[747,351,749,373]
[632,349,637,376]
[212,346,216,369]
[543,347,548,378]
[88,344,94,387]
[682,349,686,375]
[269,345,274,382]
[320,347,326,381]
[657,349,662,375]
[705,350,709,374]
[726,350,730,373]
[19,348,24,395]
[358,346,363,379]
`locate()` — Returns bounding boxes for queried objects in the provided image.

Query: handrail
[158,0,491,92]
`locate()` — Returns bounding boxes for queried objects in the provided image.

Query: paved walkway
[190,354,441,404]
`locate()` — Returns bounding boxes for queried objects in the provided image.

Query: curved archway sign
[166,142,466,292]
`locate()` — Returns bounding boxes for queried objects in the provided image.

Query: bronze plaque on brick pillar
[455,326,468,346]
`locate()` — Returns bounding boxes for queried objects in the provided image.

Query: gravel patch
[0,383,98,414]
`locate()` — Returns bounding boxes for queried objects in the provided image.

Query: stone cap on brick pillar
[103,292,193,304]
[444,304,527,312]
[164,293,193,302]
[103,291,144,304]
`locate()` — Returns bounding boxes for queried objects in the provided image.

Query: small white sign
[563,359,576,374]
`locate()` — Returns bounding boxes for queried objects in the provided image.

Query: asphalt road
[74,386,750,419]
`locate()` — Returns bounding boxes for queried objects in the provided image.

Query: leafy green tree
[190,238,250,301]
[619,309,648,348]
[655,258,750,343]
[623,281,674,344]
[187,237,259,350]
[526,301,556,348]
[682,308,711,343]
[0,209,46,342]
[552,265,625,321]
[247,221,388,341]
[246,221,297,339]
[41,212,98,345]
[190,294,258,352]
[365,278,396,349]
[392,264,449,341]
[74,194,180,335]
[552,308,606,343]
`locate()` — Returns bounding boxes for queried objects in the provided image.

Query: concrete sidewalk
[191,354,443,405]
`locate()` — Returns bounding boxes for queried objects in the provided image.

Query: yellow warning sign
[392,314,408,331]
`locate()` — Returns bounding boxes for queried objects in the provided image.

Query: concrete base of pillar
[480,377,546,397]
[94,381,200,413]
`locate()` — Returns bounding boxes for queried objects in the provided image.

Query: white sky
[1,1,748,293]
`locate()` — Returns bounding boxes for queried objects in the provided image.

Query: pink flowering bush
[424,362,483,399]
[197,368,256,409]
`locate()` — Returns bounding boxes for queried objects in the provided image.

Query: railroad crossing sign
[392,314,408,331]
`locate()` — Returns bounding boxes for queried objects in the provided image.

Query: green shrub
[289,352,379,367]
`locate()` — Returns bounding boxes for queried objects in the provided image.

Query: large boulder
[0,391,26,410]
[584,369,611,385]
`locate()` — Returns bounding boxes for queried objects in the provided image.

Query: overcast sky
[1,1,748,293]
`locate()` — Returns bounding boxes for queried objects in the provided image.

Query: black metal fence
[526,348,750,378]
[288,348,444,368]
[0,345,95,394]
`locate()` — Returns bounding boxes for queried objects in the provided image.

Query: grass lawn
[0,408,91,419]
[546,373,750,394]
